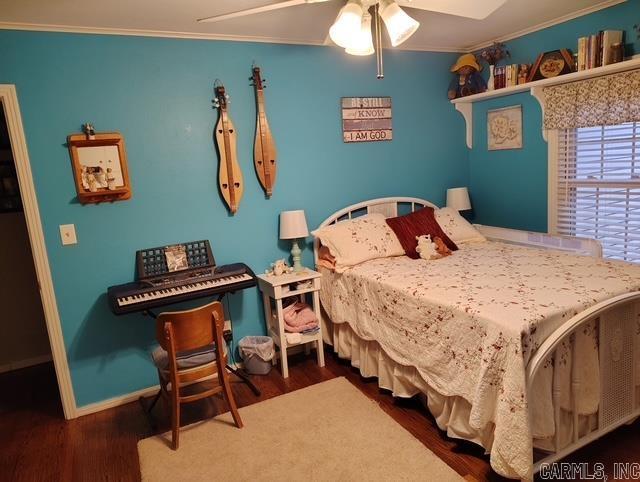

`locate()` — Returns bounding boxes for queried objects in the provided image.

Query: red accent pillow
[385,207,458,259]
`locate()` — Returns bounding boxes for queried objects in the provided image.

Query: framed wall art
[487,105,522,151]
[67,125,132,204]
[341,97,392,143]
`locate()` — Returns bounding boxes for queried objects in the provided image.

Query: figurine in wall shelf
[447,54,486,100]
[265,259,294,277]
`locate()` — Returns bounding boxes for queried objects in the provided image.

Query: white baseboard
[75,384,160,418]
[0,354,52,374]
[74,360,270,418]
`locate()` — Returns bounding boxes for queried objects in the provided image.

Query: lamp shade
[446,187,472,212]
[379,0,419,47]
[280,210,309,239]
[329,0,364,48]
[345,13,374,56]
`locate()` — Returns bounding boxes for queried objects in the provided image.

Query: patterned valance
[542,69,640,130]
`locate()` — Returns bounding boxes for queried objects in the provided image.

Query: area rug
[138,377,464,481]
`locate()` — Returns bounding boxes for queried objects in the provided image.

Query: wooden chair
[153,300,243,449]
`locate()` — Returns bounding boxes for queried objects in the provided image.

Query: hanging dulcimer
[214,83,243,214]
[251,66,277,197]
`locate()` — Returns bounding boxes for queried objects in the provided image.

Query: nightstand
[256,269,324,378]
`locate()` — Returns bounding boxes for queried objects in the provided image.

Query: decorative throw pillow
[435,207,487,244]
[385,207,458,259]
[311,213,404,272]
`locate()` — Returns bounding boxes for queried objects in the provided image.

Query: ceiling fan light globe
[329,0,364,48]
[379,0,419,47]
[345,13,374,56]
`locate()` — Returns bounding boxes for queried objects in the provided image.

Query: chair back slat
[156,300,225,353]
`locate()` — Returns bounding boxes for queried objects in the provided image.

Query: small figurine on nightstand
[448,53,486,100]
[265,258,294,277]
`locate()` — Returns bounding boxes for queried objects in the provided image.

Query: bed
[313,197,640,480]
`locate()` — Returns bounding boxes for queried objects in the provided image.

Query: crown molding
[0,21,461,53]
[0,0,625,56]
[464,0,626,52]
[0,22,330,46]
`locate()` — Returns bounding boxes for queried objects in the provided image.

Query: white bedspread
[319,242,640,479]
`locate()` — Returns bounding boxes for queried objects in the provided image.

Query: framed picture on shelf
[487,105,522,151]
[527,49,575,82]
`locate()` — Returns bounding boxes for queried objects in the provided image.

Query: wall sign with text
[341,97,392,143]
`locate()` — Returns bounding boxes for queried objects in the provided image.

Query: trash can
[238,336,275,375]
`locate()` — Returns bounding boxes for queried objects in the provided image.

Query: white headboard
[313,197,437,264]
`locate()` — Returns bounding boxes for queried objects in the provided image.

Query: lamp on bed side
[280,210,309,272]
[446,187,472,212]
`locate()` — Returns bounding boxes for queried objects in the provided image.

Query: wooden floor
[1,352,638,482]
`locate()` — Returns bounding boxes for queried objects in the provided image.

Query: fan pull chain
[375,4,384,79]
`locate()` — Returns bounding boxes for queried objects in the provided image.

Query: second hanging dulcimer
[214,83,243,214]
[251,66,277,197]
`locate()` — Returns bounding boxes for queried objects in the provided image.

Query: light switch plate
[59,224,77,245]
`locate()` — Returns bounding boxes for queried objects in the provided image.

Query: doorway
[0,100,60,412]
[0,85,76,419]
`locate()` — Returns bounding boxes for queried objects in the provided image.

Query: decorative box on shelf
[256,269,324,378]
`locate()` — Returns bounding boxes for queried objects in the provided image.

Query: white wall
[0,211,50,372]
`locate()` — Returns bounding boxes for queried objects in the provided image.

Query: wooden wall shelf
[452,56,640,148]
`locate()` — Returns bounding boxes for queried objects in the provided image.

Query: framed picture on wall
[67,130,132,204]
[487,105,522,151]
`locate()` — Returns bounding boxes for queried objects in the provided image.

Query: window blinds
[555,122,640,263]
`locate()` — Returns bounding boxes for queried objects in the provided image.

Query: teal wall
[469,0,640,232]
[0,30,466,406]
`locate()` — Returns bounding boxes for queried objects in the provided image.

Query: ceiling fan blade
[198,0,331,23]
[396,0,507,20]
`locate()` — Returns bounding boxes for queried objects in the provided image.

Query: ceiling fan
[198,0,507,77]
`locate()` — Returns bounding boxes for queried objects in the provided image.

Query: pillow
[435,207,486,244]
[311,213,404,272]
[385,207,458,259]
[316,245,336,271]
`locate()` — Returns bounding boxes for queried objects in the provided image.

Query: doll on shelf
[447,53,486,100]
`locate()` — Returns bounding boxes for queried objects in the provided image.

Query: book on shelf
[602,30,623,65]
[578,30,623,70]
[493,64,530,89]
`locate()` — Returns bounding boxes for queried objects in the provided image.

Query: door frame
[1,84,77,419]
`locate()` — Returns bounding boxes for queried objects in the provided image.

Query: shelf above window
[452,56,640,148]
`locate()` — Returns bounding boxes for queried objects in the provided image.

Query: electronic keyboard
[107,240,256,315]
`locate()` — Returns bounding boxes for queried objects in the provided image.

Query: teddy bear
[415,235,440,260]
[447,53,487,100]
[433,236,452,257]
[415,235,452,260]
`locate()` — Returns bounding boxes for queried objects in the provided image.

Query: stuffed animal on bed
[433,236,452,257]
[415,235,439,260]
[415,235,452,260]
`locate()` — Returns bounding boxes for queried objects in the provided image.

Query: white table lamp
[280,210,309,272]
[446,187,472,212]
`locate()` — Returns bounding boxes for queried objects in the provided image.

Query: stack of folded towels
[282,302,319,334]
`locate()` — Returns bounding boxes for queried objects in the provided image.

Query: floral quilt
[319,242,640,479]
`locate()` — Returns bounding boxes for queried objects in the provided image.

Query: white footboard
[526,292,640,473]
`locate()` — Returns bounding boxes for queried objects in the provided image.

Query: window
[553,122,640,263]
